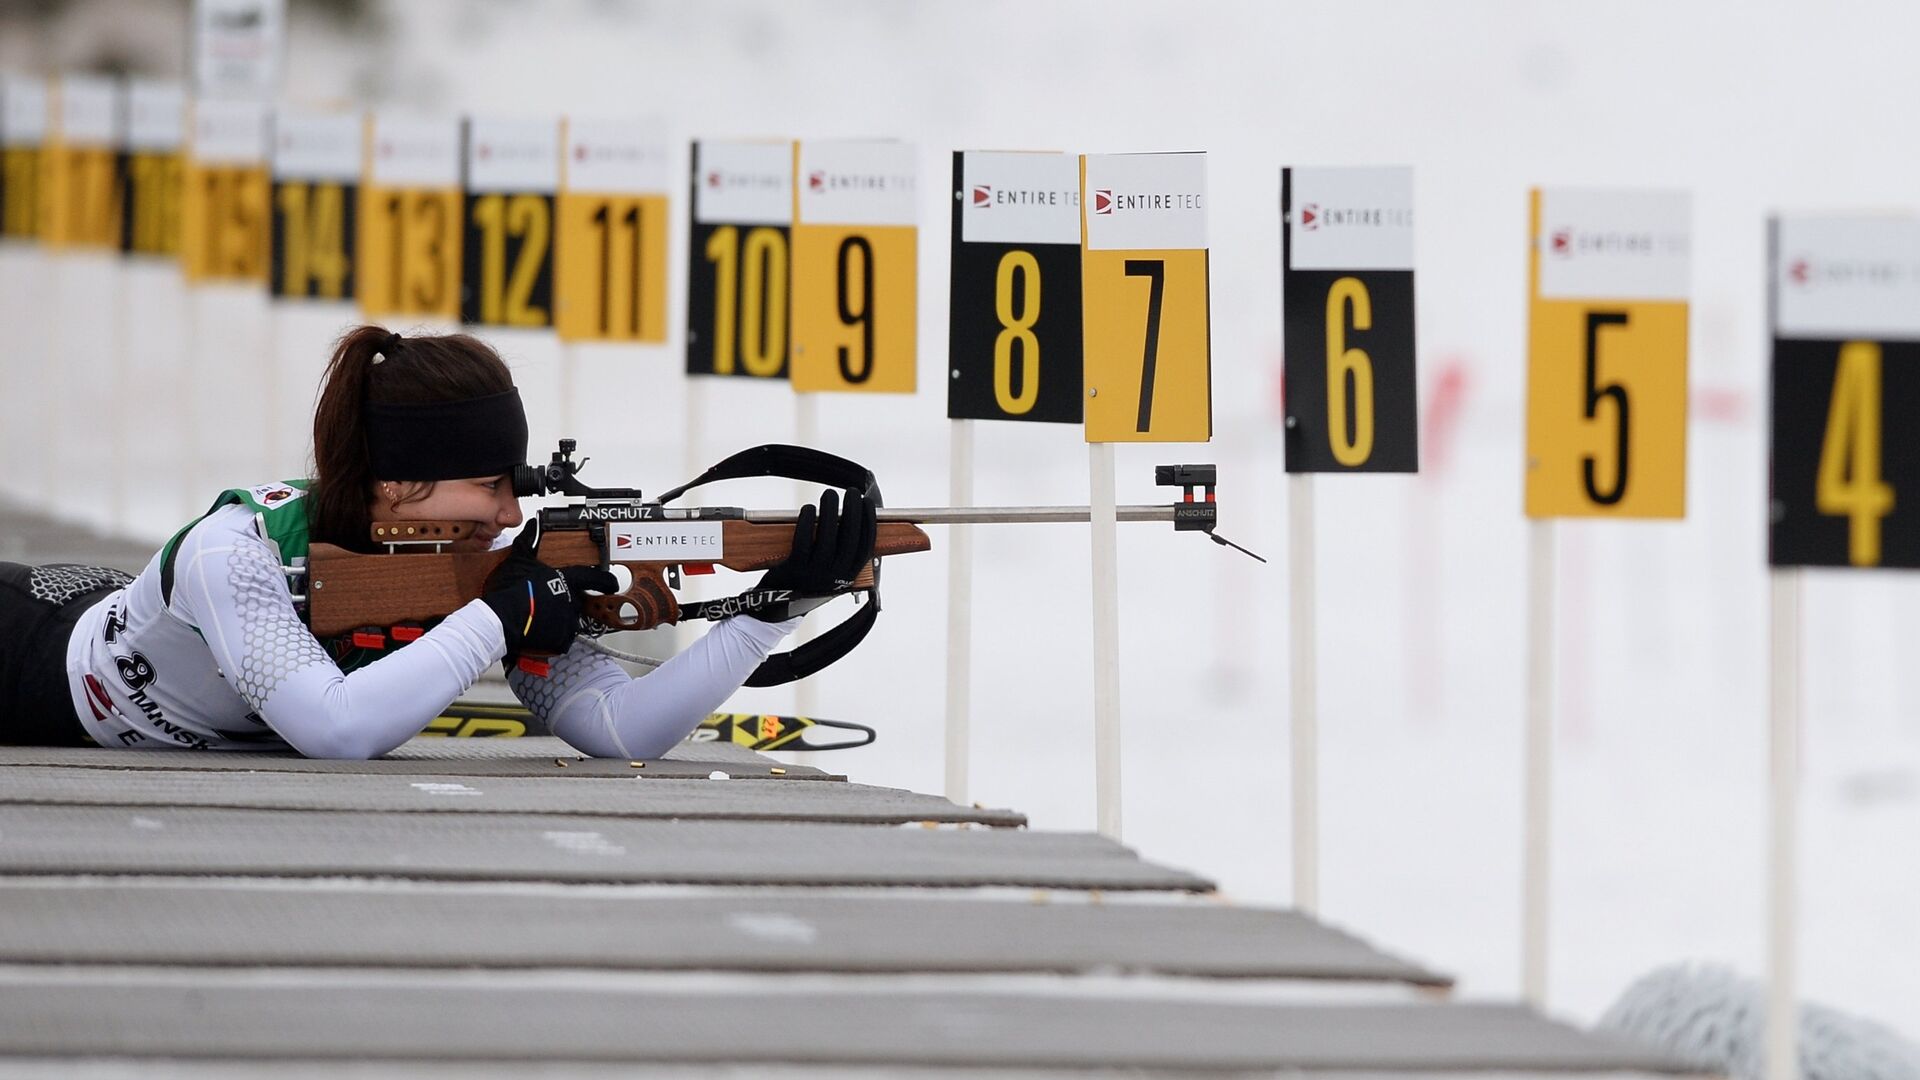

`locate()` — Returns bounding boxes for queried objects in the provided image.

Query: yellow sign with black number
[1524,188,1691,518]
[790,140,918,393]
[179,100,270,283]
[43,77,119,250]
[358,113,461,319]
[1080,152,1212,443]
[0,76,47,242]
[555,119,671,343]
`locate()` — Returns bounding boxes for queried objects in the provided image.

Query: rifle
[304,440,1258,686]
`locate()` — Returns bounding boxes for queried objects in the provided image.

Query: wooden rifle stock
[306,520,930,639]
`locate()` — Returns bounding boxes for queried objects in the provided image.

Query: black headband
[366,389,529,481]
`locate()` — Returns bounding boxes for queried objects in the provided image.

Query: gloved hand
[752,488,876,620]
[482,521,618,657]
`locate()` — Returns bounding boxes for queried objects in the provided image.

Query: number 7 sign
[1080,152,1212,444]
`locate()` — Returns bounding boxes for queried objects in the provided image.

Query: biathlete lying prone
[0,325,874,758]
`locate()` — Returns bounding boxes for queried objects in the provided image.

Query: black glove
[752,488,876,620]
[482,522,618,657]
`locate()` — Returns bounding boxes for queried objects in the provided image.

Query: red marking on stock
[352,631,386,650]
[683,563,715,576]
[516,657,552,678]
[390,625,424,643]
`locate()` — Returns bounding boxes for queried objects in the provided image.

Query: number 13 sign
[1080,152,1212,443]
[1525,188,1691,518]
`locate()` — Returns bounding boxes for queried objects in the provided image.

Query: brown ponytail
[308,325,515,550]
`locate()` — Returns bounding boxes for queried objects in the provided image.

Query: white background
[1287,165,1414,272]
[1774,216,1920,339]
[692,139,792,225]
[3,0,1920,1040]
[959,151,1080,246]
[795,138,917,227]
[1537,187,1692,301]
[272,107,359,181]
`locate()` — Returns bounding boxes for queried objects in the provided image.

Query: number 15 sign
[1080,152,1211,443]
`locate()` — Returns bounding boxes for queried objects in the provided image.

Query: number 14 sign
[1525,188,1691,518]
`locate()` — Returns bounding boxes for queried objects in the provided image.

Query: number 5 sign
[1080,152,1211,443]
[1525,188,1691,518]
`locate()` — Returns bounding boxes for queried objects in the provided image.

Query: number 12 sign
[1282,166,1417,471]
[1525,188,1691,518]
[1770,217,1920,568]
[1080,152,1211,443]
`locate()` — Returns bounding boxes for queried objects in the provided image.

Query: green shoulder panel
[159,480,313,604]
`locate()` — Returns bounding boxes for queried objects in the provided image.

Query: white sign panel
[55,76,118,146]
[192,0,285,99]
[1775,216,1920,340]
[125,81,185,151]
[959,150,1080,245]
[273,109,361,181]
[190,99,268,165]
[1081,152,1208,252]
[1536,188,1691,301]
[464,116,559,193]
[564,117,670,193]
[1287,165,1414,271]
[369,113,459,187]
[693,140,791,225]
[606,522,725,561]
[0,77,48,146]
[795,139,916,227]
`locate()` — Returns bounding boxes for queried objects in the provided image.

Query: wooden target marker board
[44,76,120,251]
[948,150,1084,423]
[791,139,918,393]
[0,76,48,241]
[1769,217,1920,568]
[358,113,461,320]
[686,139,791,379]
[121,82,185,258]
[1525,188,1692,518]
[180,99,270,283]
[1282,166,1418,471]
[269,109,359,301]
[460,116,559,329]
[1080,152,1212,443]
[556,118,670,343]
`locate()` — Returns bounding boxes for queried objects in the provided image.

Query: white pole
[945,417,975,805]
[1522,516,1556,1008]
[793,392,821,720]
[1089,440,1122,840]
[1767,567,1802,1080]
[676,375,707,654]
[1288,471,1319,915]
[106,255,130,533]
[558,341,578,439]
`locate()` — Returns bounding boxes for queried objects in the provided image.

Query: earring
[382,483,398,500]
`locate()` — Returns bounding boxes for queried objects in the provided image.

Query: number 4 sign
[1770,216,1920,568]
[1080,152,1212,443]
[1525,188,1691,518]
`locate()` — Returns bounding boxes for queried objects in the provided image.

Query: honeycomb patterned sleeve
[508,614,798,760]
[172,506,509,758]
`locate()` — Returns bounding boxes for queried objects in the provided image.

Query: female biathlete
[0,325,873,758]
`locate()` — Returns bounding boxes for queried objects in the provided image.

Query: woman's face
[369,475,523,552]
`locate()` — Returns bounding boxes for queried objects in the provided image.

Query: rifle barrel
[739,504,1182,526]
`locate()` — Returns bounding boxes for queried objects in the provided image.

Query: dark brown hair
[308,325,515,549]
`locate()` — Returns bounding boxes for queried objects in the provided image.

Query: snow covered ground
[3,0,1919,1040]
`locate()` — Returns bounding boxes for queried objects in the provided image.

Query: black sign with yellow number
[461,190,555,328]
[685,140,791,379]
[1281,167,1418,472]
[947,151,1083,424]
[271,179,356,299]
[1770,337,1920,568]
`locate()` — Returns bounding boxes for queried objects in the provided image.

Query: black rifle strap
[656,444,882,687]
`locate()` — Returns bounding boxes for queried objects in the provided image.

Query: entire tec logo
[1548,226,1686,259]
[705,168,785,193]
[968,184,1075,209]
[1298,203,1407,232]
[1783,255,1920,289]
[1090,189,1200,215]
[808,170,914,195]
